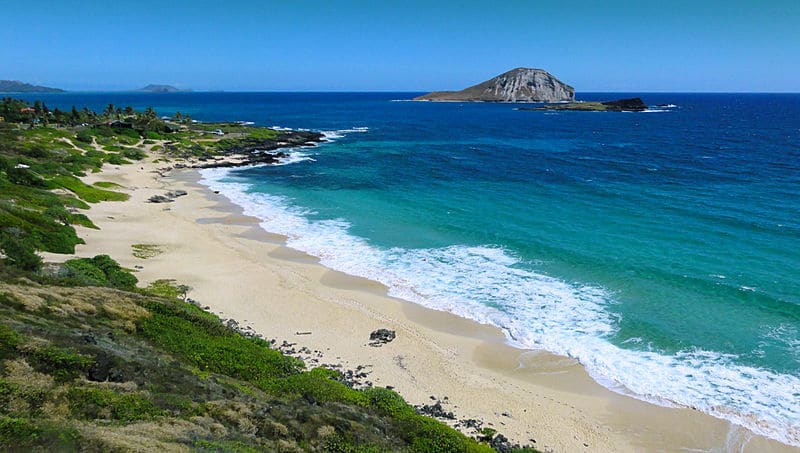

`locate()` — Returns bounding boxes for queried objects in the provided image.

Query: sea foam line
[197,170,800,448]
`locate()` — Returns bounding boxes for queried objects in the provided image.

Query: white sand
[41,156,798,453]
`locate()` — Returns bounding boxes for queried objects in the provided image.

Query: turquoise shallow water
[28,92,800,445]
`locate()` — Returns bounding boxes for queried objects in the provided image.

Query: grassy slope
[0,103,537,452]
[0,270,501,452]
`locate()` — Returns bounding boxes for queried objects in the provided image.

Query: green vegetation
[0,97,535,452]
[50,175,129,203]
[62,255,139,290]
[0,263,510,452]
[131,243,163,259]
[92,180,122,189]
[145,279,190,299]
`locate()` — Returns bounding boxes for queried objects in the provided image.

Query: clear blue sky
[2,0,798,92]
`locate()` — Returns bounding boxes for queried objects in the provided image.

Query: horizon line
[6,90,800,95]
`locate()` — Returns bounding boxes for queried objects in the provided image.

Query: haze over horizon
[2,0,799,93]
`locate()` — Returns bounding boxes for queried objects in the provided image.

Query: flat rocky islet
[520,97,649,112]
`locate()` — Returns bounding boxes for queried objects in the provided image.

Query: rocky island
[414,67,574,103]
[0,79,65,93]
[136,84,189,93]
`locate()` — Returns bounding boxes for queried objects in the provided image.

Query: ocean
[25,91,800,446]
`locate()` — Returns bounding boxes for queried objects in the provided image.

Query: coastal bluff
[414,68,574,103]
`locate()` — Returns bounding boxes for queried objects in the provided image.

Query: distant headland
[136,84,190,93]
[414,68,574,103]
[0,80,65,93]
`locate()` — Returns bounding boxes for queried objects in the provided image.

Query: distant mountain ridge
[0,80,65,93]
[137,84,190,93]
[415,68,574,103]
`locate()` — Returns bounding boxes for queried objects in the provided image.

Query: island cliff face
[414,68,574,103]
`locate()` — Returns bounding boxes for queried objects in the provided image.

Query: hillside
[0,80,64,93]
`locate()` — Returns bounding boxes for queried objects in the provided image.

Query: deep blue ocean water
[25,92,800,445]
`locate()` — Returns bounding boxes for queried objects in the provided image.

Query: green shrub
[263,367,367,405]
[66,212,98,229]
[63,258,107,286]
[0,202,83,254]
[21,144,50,159]
[75,130,93,144]
[105,153,129,165]
[63,255,138,290]
[144,279,189,299]
[0,234,42,272]
[138,300,302,382]
[364,387,415,418]
[0,416,40,448]
[144,131,163,140]
[30,345,94,382]
[122,148,146,160]
[0,323,21,358]
[66,387,163,421]
[6,167,45,187]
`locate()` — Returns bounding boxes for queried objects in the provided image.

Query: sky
[2,0,799,92]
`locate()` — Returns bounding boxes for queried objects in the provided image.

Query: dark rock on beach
[147,195,173,203]
[418,401,456,420]
[147,190,188,203]
[369,328,396,346]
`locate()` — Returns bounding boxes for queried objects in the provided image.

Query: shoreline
[43,155,798,452]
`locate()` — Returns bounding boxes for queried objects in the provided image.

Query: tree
[144,106,157,119]
[124,105,135,116]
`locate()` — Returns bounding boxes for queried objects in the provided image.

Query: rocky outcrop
[599,97,648,111]
[524,97,648,112]
[414,68,574,103]
[189,130,325,169]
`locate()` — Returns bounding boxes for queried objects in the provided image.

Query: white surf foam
[197,170,800,447]
[321,127,369,141]
[273,151,315,166]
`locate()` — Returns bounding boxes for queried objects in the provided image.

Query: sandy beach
[41,154,798,453]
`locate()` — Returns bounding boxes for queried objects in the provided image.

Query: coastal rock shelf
[521,97,649,112]
[181,129,325,169]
